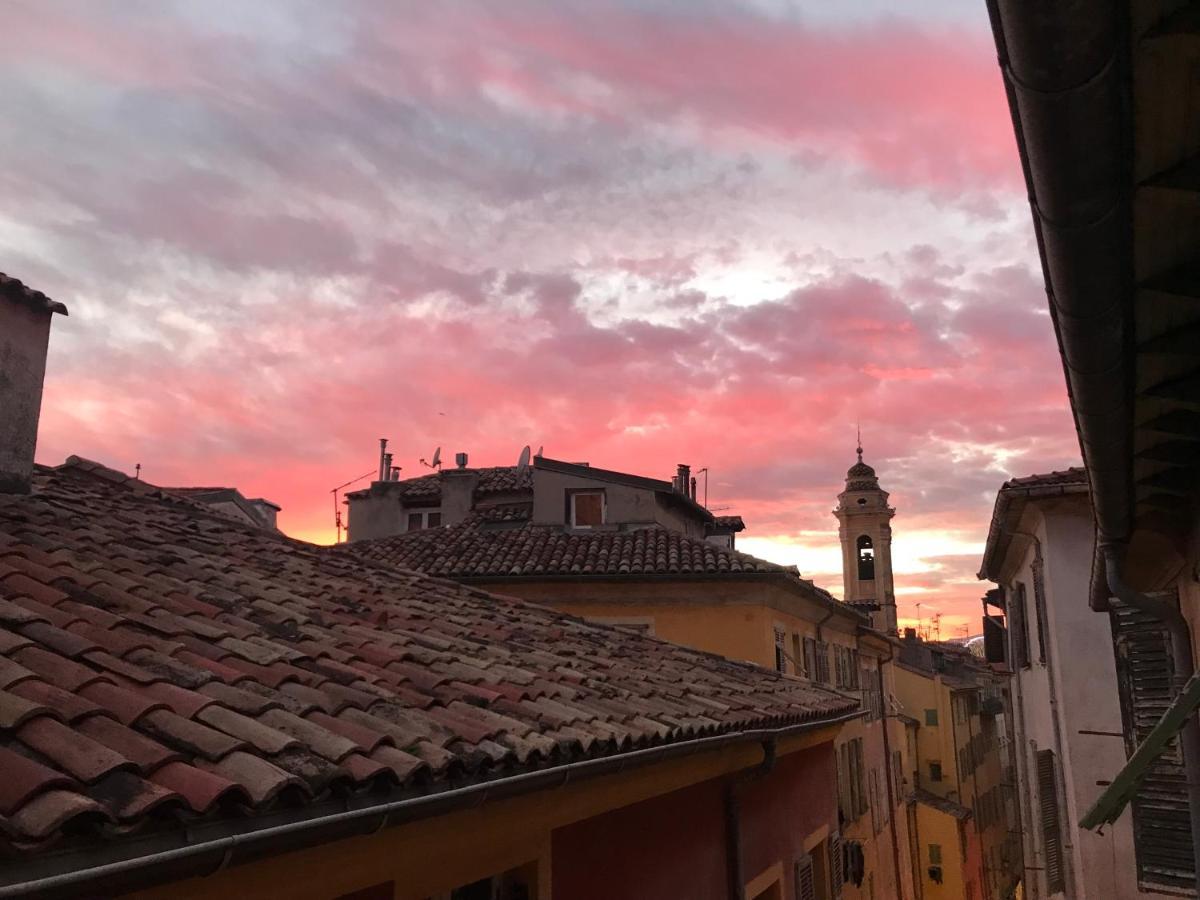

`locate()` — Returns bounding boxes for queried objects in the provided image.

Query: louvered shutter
[794,854,815,900]
[1111,598,1195,890]
[830,832,844,897]
[1011,583,1030,668]
[1036,749,1064,894]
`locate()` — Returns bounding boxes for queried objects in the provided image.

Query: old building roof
[0,458,858,864]
[915,789,972,820]
[346,519,796,579]
[0,272,68,317]
[350,466,533,502]
[977,468,1089,583]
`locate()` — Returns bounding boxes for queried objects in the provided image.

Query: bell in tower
[834,443,898,634]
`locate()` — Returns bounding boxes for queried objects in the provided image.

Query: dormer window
[570,491,605,528]
[857,535,875,580]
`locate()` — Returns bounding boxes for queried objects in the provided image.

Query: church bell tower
[834,443,898,635]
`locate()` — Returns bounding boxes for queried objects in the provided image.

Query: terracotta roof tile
[0,460,857,858]
[0,747,73,815]
[17,717,136,783]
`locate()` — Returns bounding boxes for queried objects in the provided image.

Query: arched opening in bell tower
[856,535,875,581]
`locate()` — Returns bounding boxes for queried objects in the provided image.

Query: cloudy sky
[3,0,1080,636]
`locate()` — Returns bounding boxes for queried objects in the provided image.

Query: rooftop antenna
[330,468,377,544]
[420,447,442,470]
[134,463,141,481]
[516,444,531,474]
[696,467,710,508]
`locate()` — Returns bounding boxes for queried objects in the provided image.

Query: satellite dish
[420,447,443,470]
[535,445,544,458]
[516,445,531,473]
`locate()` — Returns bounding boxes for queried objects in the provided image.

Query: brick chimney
[0,274,67,493]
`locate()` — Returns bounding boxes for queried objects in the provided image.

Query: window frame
[568,489,606,529]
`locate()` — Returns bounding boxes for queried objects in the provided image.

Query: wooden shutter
[830,832,844,897]
[1111,598,1195,890]
[794,854,815,900]
[1031,553,1048,663]
[1036,749,1065,894]
[803,638,816,680]
[1011,583,1030,668]
[983,614,1007,664]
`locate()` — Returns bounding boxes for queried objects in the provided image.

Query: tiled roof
[0,459,856,857]
[978,467,1090,581]
[1002,468,1088,490]
[347,520,796,579]
[0,273,68,316]
[355,466,533,502]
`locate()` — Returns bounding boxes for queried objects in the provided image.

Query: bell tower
[834,443,897,634]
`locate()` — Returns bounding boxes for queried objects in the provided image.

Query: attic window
[570,491,605,528]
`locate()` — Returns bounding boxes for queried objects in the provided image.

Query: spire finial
[856,422,863,463]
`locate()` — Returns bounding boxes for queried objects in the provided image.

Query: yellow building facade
[894,637,1022,900]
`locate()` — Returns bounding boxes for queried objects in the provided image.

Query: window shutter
[1111,598,1195,890]
[830,832,844,897]
[983,614,1007,664]
[803,638,816,680]
[794,854,815,900]
[1031,553,1048,664]
[1036,749,1065,894]
[1011,583,1030,668]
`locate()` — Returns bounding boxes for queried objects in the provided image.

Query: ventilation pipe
[378,438,388,482]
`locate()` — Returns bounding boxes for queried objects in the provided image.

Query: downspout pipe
[725,738,778,900]
[1103,542,1200,892]
[876,640,906,898]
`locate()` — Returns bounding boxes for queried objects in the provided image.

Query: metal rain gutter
[984,0,1134,548]
[0,709,863,900]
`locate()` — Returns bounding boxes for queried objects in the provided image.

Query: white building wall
[1004,497,1170,899]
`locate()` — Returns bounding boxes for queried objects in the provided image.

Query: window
[792,634,803,677]
[803,637,817,681]
[928,761,942,783]
[569,491,604,527]
[405,510,443,531]
[1110,597,1194,891]
[794,854,817,900]
[856,535,875,581]
[774,628,787,673]
[1031,552,1048,664]
[1037,749,1065,894]
[928,844,942,865]
[814,641,831,685]
[924,708,938,726]
[838,738,868,823]
[1011,582,1030,668]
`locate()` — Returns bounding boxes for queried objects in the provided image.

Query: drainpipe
[1103,542,1200,893]
[725,738,777,900]
[877,640,906,898]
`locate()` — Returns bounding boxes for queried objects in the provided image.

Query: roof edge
[0,709,861,900]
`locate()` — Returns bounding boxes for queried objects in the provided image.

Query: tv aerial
[420,447,442,470]
[516,445,532,473]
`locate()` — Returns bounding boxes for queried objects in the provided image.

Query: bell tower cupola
[834,443,897,634]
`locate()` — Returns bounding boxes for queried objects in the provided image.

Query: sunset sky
[2,1,1081,636]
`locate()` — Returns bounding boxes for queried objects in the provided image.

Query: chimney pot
[0,274,67,494]
[456,452,468,469]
